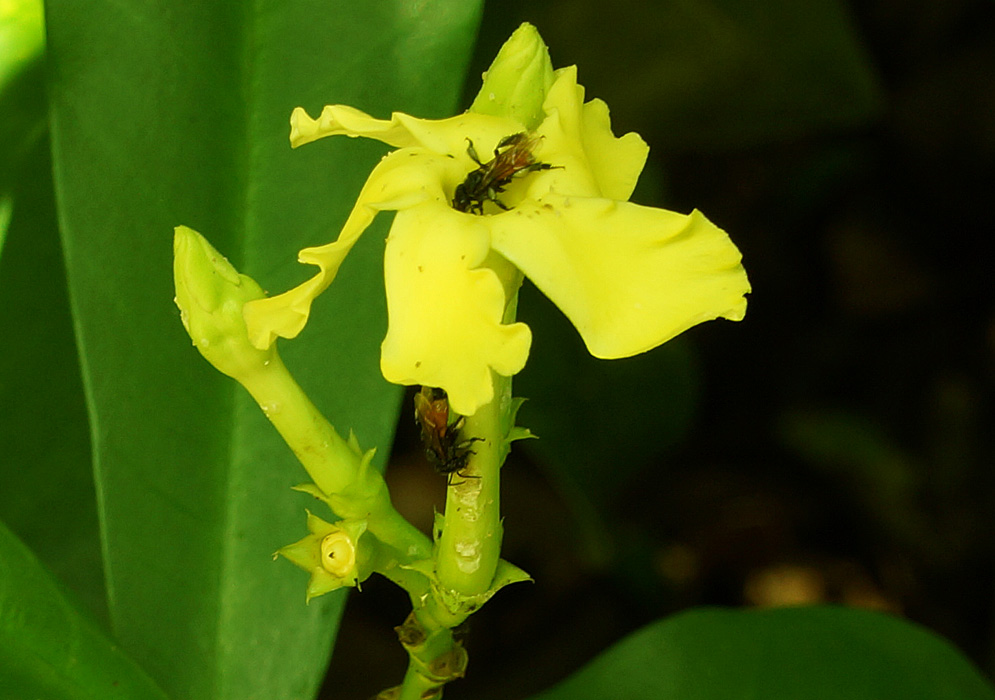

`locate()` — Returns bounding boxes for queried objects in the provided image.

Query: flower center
[320,530,356,578]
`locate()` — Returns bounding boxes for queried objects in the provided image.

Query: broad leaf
[0,137,104,620]
[0,520,169,700]
[529,607,995,700]
[44,2,482,699]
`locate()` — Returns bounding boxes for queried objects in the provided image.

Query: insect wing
[489,134,541,183]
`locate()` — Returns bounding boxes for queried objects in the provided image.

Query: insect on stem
[414,386,482,485]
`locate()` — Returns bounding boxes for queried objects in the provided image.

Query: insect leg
[484,186,511,210]
[465,138,483,166]
[525,162,560,174]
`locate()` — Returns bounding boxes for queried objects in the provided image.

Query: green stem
[235,352,432,562]
[394,373,511,699]
[238,353,356,494]
[396,667,436,700]
[395,263,525,699]
[434,370,507,596]
[392,610,466,700]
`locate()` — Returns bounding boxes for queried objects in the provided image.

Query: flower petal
[531,66,649,201]
[577,97,648,202]
[379,201,532,416]
[243,148,459,349]
[291,104,522,161]
[489,195,750,358]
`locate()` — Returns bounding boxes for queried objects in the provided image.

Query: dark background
[323,1,995,698]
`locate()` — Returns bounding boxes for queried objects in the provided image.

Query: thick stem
[434,370,508,596]
[393,610,466,700]
[396,374,513,699]
[395,667,436,700]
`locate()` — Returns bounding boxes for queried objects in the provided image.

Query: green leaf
[44,3,482,699]
[0,519,169,700]
[529,607,995,700]
[0,136,105,621]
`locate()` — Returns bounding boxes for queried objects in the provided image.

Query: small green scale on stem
[239,355,431,564]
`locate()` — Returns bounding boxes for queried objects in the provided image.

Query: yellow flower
[244,23,750,416]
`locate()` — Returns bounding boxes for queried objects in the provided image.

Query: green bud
[469,22,554,130]
[173,225,276,380]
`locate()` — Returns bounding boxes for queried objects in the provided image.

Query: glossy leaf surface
[530,607,995,700]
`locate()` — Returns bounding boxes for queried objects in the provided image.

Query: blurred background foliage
[332,1,995,698]
[1,0,993,698]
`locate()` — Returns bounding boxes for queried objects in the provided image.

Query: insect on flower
[452,132,558,215]
[414,386,482,484]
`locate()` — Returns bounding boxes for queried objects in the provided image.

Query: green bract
[243,22,750,416]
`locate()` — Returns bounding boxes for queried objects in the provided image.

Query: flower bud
[469,22,554,130]
[173,226,276,380]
